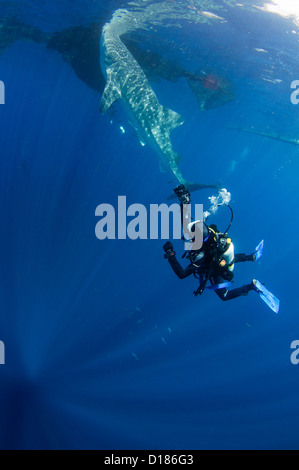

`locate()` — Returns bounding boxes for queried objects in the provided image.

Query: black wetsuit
[166,185,255,301]
[167,251,255,301]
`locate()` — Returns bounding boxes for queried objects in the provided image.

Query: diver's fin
[254,240,264,261]
[100,73,121,114]
[167,182,220,200]
[253,279,280,314]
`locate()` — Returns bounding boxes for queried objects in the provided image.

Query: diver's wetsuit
[167,252,255,301]
[166,184,256,301]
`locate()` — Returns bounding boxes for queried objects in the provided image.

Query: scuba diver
[163,185,280,313]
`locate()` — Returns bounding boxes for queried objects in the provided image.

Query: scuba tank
[185,227,235,271]
[216,234,235,272]
[192,206,235,296]
[174,184,235,295]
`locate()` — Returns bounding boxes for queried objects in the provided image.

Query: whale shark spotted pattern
[100,21,186,184]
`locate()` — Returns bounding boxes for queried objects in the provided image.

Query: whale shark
[0,16,219,192]
[0,18,235,112]
[100,23,187,184]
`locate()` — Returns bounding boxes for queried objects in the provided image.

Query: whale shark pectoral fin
[162,106,184,132]
[100,76,121,115]
[100,84,121,114]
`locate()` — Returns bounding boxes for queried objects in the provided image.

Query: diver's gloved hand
[174,184,191,205]
[163,241,176,259]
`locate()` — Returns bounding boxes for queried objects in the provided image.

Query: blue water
[0,0,299,450]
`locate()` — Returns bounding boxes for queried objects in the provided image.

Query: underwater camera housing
[174,185,191,205]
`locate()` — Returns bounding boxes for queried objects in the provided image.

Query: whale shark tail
[185,182,220,193]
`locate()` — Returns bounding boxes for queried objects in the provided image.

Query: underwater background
[0,0,298,450]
